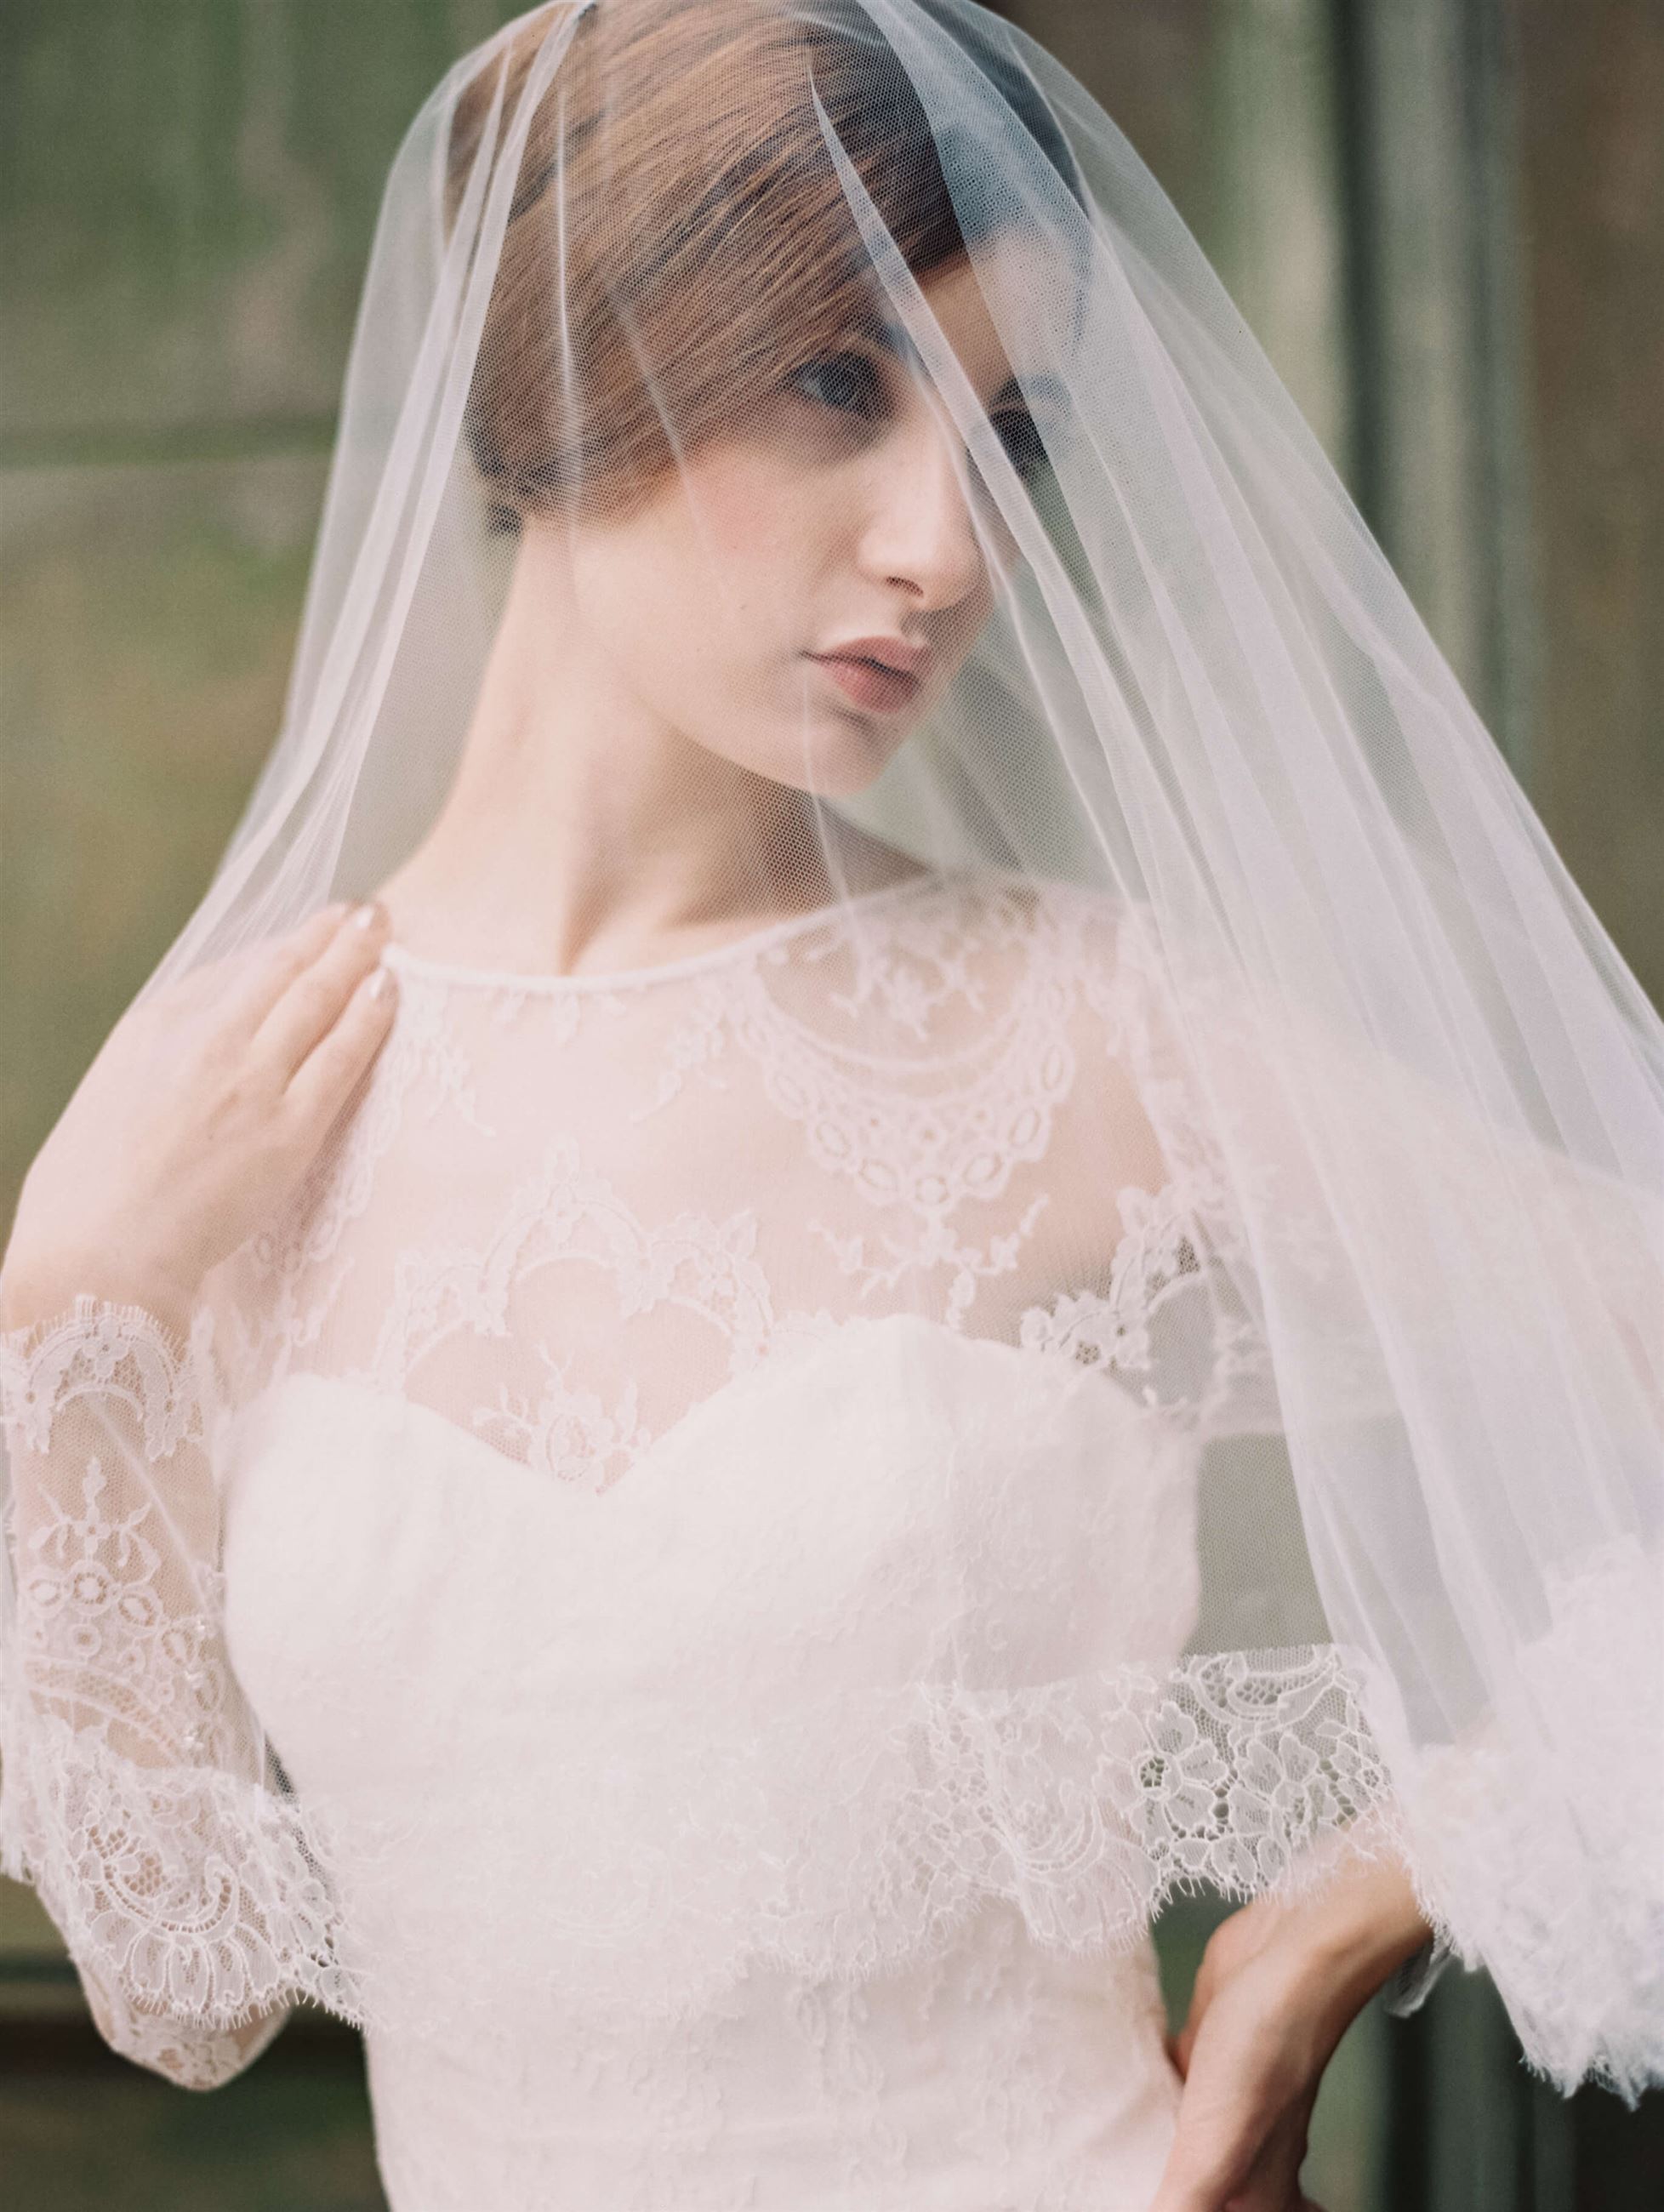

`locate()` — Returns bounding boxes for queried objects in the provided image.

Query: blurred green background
[2,2,1661,2207]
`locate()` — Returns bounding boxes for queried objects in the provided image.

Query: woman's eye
[789,351,886,418]
[993,409,1049,482]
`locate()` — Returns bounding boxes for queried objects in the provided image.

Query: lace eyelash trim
[0,1704,350,2012]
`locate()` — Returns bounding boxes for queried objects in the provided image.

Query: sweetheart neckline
[227,1308,1176,1508]
[225,1165,1202,1507]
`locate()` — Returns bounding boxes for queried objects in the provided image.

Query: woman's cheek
[684,438,812,557]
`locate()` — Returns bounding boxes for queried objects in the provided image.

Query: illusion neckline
[377,869,944,997]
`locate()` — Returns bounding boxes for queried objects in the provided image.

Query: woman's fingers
[282,954,399,1142]
[174,902,352,1035]
[247,901,391,1079]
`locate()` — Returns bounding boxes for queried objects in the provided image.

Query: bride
[3,5,1660,2209]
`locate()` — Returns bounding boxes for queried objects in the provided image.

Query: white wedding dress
[4,870,1383,2212]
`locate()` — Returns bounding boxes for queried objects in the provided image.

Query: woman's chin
[755,708,919,799]
[812,748,908,799]
[801,708,925,795]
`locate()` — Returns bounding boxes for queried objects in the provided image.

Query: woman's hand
[0,900,397,1337]
[1147,1850,1435,2212]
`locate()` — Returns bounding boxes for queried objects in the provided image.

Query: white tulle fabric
[2,873,1482,2205]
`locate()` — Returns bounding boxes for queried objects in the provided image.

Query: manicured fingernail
[367,964,396,1000]
[351,900,385,930]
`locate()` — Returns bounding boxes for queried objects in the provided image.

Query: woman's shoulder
[881,864,1154,991]
[795,864,1170,1092]
[874,860,1131,937]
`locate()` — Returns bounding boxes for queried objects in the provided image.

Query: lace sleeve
[1052,893,1285,1443]
[0,1293,341,2088]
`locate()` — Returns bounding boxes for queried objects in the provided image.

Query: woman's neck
[373,522,914,976]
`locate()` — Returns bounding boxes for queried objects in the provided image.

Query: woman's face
[557,231,1067,798]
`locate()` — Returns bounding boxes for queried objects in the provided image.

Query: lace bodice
[228,870,1262,1438]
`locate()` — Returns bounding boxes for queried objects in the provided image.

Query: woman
[2,3,1659,2208]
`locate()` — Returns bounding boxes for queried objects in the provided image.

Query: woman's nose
[857,408,990,610]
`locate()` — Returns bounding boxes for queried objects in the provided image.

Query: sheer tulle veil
[3,0,1661,2107]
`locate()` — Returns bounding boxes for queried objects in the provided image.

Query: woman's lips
[807,653,922,714]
